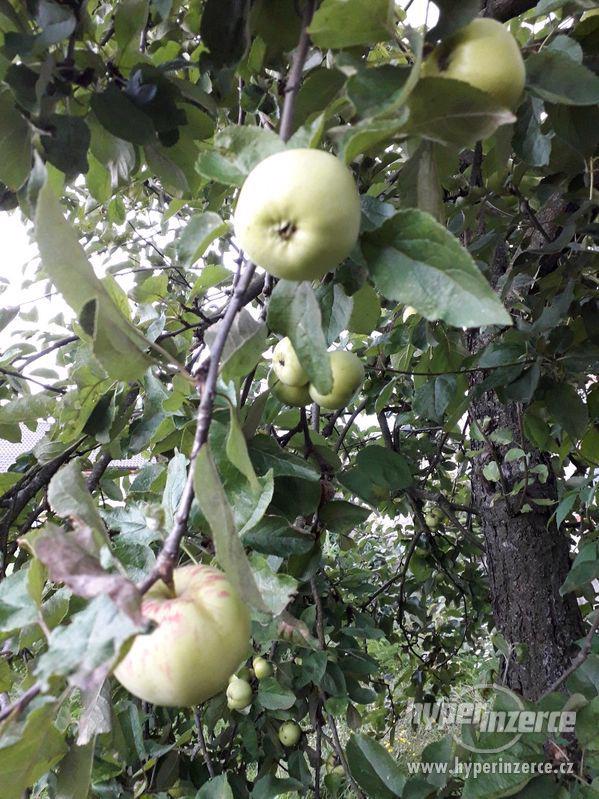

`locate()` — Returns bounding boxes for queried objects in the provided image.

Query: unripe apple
[272,337,308,386]
[226,676,253,710]
[279,721,301,747]
[252,655,273,680]
[309,350,364,411]
[268,370,311,407]
[229,666,251,683]
[422,18,525,109]
[113,565,250,707]
[234,149,361,281]
[402,306,417,322]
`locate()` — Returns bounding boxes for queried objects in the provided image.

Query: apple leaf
[346,733,406,799]
[205,309,267,382]
[0,89,32,191]
[404,78,516,147]
[53,740,95,799]
[196,125,285,186]
[176,212,228,266]
[34,179,154,381]
[526,49,599,106]
[315,282,353,345]
[193,444,269,613]
[33,523,144,625]
[197,774,234,799]
[227,405,260,491]
[308,0,394,49]
[267,280,333,395]
[47,460,107,543]
[0,704,68,799]
[426,0,479,42]
[362,209,512,328]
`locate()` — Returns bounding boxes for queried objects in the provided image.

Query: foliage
[0,0,598,798]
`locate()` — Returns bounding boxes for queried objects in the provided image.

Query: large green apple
[113,565,250,707]
[234,149,361,281]
[309,350,364,411]
[269,371,311,407]
[279,721,301,747]
[422,18,525,109]
[272,337,308,386]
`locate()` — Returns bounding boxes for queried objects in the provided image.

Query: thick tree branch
[483,0,537,21]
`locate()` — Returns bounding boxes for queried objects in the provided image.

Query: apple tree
[0,0,598,797]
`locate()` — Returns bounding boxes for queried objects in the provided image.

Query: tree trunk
[467,243,584,700]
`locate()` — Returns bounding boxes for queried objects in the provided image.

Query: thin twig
[334,399,367,453]
[0,682,41,723]
[194,708,216,778]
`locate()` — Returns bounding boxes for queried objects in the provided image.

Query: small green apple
[272,337,308,386]
[279,721,301,747]
[234,149,361,281]
[226,676,253,710]
[269,371,311,407]
[309,350,364,411]
[252,655,274,680]
[422,18,525,109]
[348,283,381,335]
[229,666,251,683]
[113,565,250,707]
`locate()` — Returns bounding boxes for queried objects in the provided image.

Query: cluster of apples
[227,657,302,747]
[270,337,364,411]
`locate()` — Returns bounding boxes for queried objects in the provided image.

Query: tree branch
[279,0,317,141]
[483,0,537,21]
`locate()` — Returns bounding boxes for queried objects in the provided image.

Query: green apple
[229,666,251,683]
[252,655,273,680]
[226,676,253,710]
[272,337,308,386]
[309,350,364,411]
[279,721,301,747]
[348,283,381,335]
[422,18,525,109]
[234,149,361,281]
[269,371,311,407]
[113,565,250,707]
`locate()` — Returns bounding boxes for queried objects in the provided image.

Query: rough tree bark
[467,236,584,700]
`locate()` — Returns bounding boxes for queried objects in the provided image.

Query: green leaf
[114,0,148,58]
[544,383,588,440]
[0,703,68,799]
[91,85,155,145]
[0,88,32,190]
[200,0,251,69]
[197,774,234,799]
[267,280,333,394]
[205,309,267,383]
[413,375,456,422]
[242,516,313,556]
[338,118,406,164]
[427,0,479,40]
[308,0,394,49]
[35,594,143,689]
[526,49,599,106]
[347,64,412,119]
[339,446,412,506]
[257,676,296,710]
[42,114,90,178]
[0,567,39,633]
[405,78,515,147]
[227,405,260,491]
[316,282,353,345]
[0,393,56,423]
[560,542,599,595]
[48,461,107,541]
[176,212,228,266]
[193,444,268,613]
[248,434,320,481]
[54,740,95,799]
[319,500,371,534]
[362,209,511,328]
[34,178,154,381]
[346,733,406,799]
